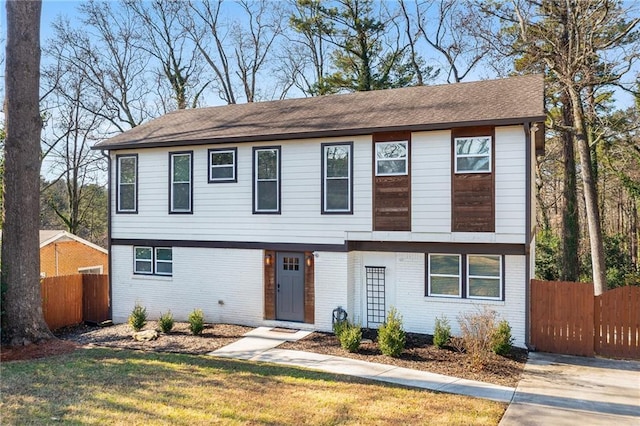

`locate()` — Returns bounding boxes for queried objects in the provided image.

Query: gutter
[523,122,538,351]
[101,149,113,321]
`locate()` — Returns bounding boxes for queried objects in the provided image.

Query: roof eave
[93,115,547,151]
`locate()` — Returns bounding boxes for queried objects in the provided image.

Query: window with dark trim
[375,141,408,176]
[454,136,492,173]
[427,254,461,297]
[322,142,353,214]
[427,253,503,300]
[253,146,280,214]
[134,246,173,276]
[467,255,502,300]
[208,148,237,183]
[169,151,193,214]
[116,154,137,213]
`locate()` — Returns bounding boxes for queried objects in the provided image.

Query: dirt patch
[280,329,527,388]
[1,339,79,362]
[1,322,253,362]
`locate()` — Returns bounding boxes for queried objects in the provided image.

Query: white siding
[112,136,373,246]
[111,125,528,246]
[111,246,265,326]
[313,251,350,331]
[411,130,452,235]
[349,251,526,347]
[495,126,526,241]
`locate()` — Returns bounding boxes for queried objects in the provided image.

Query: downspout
[524,122,535,351]
[101,149,113,320]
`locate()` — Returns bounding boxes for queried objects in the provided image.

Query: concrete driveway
[500,352,640,425]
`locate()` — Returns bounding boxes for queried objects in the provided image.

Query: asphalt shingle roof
[94,74,545,150]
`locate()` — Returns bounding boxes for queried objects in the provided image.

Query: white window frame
[133,246,173,276]
[154,247,173,276]
[78,266,103,274]
[117,155,137,213]
[254,147,280,213]
[134,246,153,275]
[170,151,193,213]
[375,141,408,176]
[466,254,502,300]
[454,136,492,174]
[428,254,462,298]
[208,148,237,183]
[323,143,352,213]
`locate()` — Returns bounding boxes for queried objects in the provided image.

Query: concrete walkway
[500,352,640,425]
[210,326,515,403]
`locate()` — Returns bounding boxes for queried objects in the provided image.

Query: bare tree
[184,0,285,104]
[403,0,491,83]
[490,0,640,294]
[124,0,209,111]
[2,0,54,344]
[40,63,106,238]
[49,1,154,132]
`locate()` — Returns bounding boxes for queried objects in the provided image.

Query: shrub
[433,315,451,349]
[333,318,348,339]
[338,322,362,353]
[128,303,147,332]
[491,319,514,356]
[378,307,406,358]
[158,311,175,333]
[188,309,205,335]
[458,307,498,369]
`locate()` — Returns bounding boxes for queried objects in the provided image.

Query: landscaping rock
[133,330,158,341]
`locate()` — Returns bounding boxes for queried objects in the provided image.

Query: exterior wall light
[265,254,272,266]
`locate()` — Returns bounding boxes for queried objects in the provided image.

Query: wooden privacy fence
[41,274,110,330]
[530,280,640,359]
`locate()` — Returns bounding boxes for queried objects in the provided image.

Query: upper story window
[169,151,193,214]
[116,154,137,213]
[253,146,280,214]
[375,141,408,176]
[467,255,502,300]
[454,136,492,173]
[134,246,173,276]
[322,143,352,214]
[428,254,461,298]
[208,148,237,183]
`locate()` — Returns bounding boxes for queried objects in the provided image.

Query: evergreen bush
[378,307,406,358]
[491,319,514,356]
[338,322,362,353]
[433,315,451,349]
[158,311,174,333]
[188,309,205,335]
[128,303,147,332]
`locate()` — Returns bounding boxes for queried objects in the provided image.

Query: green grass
[1,348,505,425]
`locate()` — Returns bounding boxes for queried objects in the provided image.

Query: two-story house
[94,74,545,348]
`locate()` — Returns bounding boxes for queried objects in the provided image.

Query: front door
[276,252,305,322]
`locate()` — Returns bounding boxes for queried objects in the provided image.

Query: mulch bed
[1,323,527,387]
[280,329,527,387]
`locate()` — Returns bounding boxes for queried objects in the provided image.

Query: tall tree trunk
[568,86,607,295]
[560,100,580,281]
[2,0,53,344]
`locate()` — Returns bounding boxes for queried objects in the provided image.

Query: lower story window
[467,255,501,300]
[134,246,173,276]
[427,253,502,300]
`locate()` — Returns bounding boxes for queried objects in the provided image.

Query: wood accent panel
[304,251,315,324]
[264,250,276,320]
[451,126,495,232]
[373,131,411,231]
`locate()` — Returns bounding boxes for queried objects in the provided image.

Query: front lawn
[1,347,505,425]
